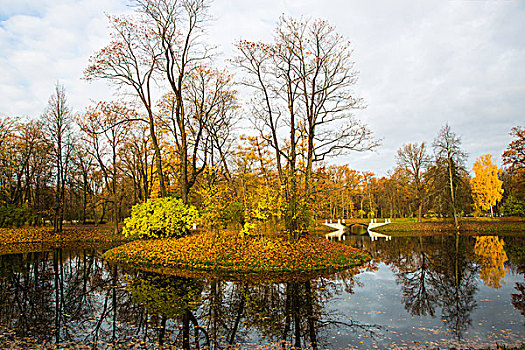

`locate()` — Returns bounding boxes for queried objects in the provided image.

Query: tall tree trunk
[448,158,459,229]
[149,116,166,198]
[82,177,87,225]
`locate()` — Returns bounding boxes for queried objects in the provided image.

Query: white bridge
[323,219,392,241]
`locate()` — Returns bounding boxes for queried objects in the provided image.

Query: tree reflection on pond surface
[0,235,524,349]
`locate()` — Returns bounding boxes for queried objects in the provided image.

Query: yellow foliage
[470,154,503,215]
[197,178,236,230]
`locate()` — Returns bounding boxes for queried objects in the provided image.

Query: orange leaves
[103,232,371,273]
[502,126,525,169]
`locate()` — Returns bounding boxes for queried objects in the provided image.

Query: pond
[0,234,523,349]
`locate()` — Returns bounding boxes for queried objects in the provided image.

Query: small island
[103,231,370,274]
[102,197,371,275]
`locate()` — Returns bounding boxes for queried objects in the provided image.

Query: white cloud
[0,0,131,118]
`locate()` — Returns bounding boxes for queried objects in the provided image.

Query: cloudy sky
[1,0,524,176]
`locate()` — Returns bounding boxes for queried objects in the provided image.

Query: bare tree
[432,124,467,229]
[84,15,167,197]
[396,142,431,222]
[78,102,130,234]
[120,125,155,202]
[157,66,237,202]
[86,0,231,205]
[42,83,74,233]
[70,145,95,225]
[235,16,378,237]
[136,0,220,204]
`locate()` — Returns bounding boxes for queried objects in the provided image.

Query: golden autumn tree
[232,136,281,235]
[197,168,237,235]
[470,154,503,217]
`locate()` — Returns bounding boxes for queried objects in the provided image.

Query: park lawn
[373,217,525,236]
[103,231,371,273]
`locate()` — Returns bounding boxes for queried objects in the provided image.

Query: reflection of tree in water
[0,249,112,345]
[198,280,239,347]
[474,236,508,288]
[394,236,439,317]
[229,267,377,350]
[0,251,55,342]
[1,248,380,349]
[125,272,202,318]
[505,239,525,325]
[120,267,378,349]
[240,281,321,348]
[429,235,478,340]
[124,272,206,348]
[512,282,525,325]
[366,235,478,340]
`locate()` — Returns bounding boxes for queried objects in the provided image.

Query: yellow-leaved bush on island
[123,197,199,239]
[470,154,504,217]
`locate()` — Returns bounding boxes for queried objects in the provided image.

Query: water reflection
[339,234,524,346]
[506,241,525,327]
[0,236,524,349]
[324,226,391,241]
[0,247,377,349]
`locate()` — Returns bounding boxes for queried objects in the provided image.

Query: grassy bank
[373,217,525,235]
[0,225,127,245]
[103,232,371,273]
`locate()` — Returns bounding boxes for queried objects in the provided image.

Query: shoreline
[1,220,524,247]
[0,225,128,246]
[373,220,525,235]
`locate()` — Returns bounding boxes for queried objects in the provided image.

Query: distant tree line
[306,124,522,224]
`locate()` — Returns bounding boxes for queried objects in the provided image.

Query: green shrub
[0,204,38,227]
[501,195,525,216]
[122,197,199,239]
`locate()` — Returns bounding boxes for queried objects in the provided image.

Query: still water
[0,235,523,349]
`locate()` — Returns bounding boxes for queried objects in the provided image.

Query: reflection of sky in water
[327,262,524,349]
